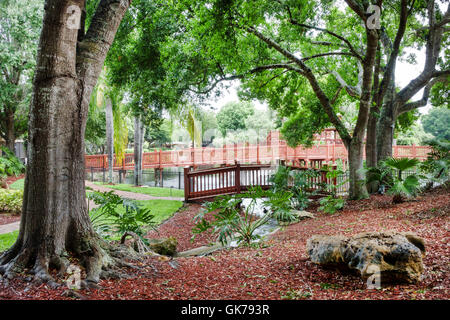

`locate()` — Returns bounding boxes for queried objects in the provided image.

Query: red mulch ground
[0,174,24,225]
[0,185,449,300]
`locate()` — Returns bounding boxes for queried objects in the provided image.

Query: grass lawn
[93,182,184,198]
[8,178,24,190]
[116,199,183,225]
[0,230,19,252]
[1,200,183,253]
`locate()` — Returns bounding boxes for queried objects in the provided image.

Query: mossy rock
[148,237,178,256]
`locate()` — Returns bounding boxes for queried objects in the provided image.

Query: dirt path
[85,181,184,201]
[0,221,20,235]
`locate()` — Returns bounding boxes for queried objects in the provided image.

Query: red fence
[85,142,432,171]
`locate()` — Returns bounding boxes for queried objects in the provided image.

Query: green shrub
[0,147,25,180]
[269,166,319,211]
[0,189,23,214]
[317,167,346,214]
[263,190,298,223]
[420,139,449,188]
[290,169,320,210]
[192,187,271,246]
[88,190,156,242]
[365,157,424,203]
[318,196,345,214]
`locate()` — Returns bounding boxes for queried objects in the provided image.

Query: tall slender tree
[0,0,43,152]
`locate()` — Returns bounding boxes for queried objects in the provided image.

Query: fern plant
[88,190,156,242]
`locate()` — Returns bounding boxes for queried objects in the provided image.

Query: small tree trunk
[5,110,16,154]
[365,112,378,193]
[134,116,142,186]
[139,120,145,185]
[105,98,114,183]
[347,140,369,200]
[376,103,396,162]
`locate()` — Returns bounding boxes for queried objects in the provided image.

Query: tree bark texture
[0,0,131,285]
[133,116,144,186]
[105,98,114,183]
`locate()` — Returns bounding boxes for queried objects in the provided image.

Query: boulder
[292,210,315,220]
[306,231,425,284]
[148,237,178,256]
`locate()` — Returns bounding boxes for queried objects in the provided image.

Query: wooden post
[235,161,241,193]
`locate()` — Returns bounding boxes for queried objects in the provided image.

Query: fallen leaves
[0,186,449,300]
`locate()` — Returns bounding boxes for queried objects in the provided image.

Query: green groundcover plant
[88,190,156,243]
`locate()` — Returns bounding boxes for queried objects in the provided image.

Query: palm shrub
[366,157,424,204]
[88,190,156,242]
[192,187,271,246]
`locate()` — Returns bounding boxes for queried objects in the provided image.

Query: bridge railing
[85,144,432,171]
[183,163,339,202]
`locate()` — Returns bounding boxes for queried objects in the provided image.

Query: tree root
[0,234,152,288]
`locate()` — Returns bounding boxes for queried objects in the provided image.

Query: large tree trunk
[0,0,131,285]
[105,98,114,183]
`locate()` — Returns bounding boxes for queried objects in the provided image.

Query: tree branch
[378,0,409,104]
[285,20,363,61]
[397,75,448,114]
[395,1,448,105]
[76,0,132,87]
[189,63,304,95]
[244,25,352,145]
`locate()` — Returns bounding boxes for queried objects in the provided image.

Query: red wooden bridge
[183,162,341,202]
[85,130,432,171]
